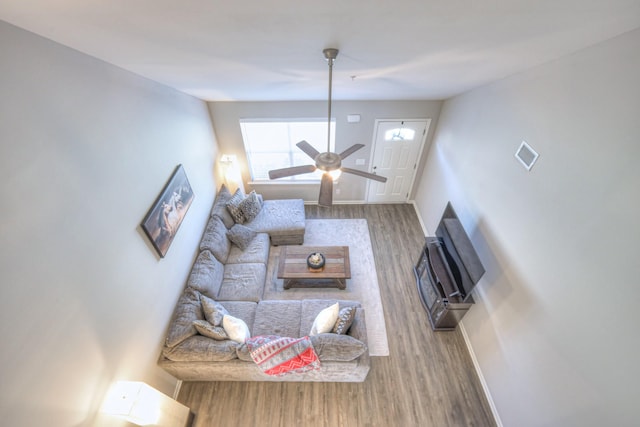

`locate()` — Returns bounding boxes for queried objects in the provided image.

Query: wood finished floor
[177,204,497,427]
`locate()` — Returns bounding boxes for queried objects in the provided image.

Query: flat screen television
[429,202,485,303]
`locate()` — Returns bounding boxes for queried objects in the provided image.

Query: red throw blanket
[246,335,320,376]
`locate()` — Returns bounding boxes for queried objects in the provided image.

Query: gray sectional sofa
[158,186,370,382]
[160,296,370,382]
[209,185,306,246]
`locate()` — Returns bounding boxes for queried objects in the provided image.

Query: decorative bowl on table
[307,252,325,270]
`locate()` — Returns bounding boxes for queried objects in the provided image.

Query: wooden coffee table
[277,245,350,290]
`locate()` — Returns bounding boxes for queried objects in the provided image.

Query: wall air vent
[515,140,539,171]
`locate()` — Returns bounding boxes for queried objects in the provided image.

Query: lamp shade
[220,154,245,193]
[101,381,190,426]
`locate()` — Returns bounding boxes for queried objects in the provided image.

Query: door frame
[365,118,431,203]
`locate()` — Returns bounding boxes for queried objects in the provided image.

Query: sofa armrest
[348,308,367,342]
[348,308,370,365]
[349,308,370,380]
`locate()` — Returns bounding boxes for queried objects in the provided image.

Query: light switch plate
[355,159,366,165]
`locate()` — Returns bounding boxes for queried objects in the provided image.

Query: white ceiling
[2,1,640,101]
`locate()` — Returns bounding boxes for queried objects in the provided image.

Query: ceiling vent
[515,141,539,171]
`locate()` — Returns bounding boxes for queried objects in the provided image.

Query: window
[385,127,416,141]
[240,119,335,181]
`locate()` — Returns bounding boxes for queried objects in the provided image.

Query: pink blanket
[246,335,320,376]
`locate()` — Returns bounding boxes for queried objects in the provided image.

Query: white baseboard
[304,199,366,205]
[459,323,504,427]
[411,200,502,426]
[173,380,183,400]
[409,200,429,235]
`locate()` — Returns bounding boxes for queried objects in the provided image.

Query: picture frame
[141,164,195,258]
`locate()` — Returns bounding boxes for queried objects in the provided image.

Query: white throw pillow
[222,314,251,343]
[310,302,340,336]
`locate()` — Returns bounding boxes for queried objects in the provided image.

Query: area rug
[263,219,389,356]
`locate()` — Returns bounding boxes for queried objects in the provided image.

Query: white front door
[366,119,430,203]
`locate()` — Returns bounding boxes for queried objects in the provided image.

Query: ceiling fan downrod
[323,48,338,155]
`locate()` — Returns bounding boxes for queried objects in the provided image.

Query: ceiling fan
[268,48,387,207]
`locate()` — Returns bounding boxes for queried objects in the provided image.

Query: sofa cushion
[310,302,340,336]
[238,190,263,223]
[252,300,302,337]
[223,315,251,343]
[226,223,257,250]
[163,335,239,362]
[219,301,258,332]
[187,250,223,299]
[200,293,229,326]
[165,287,203,348]
[244,199,305,238]
[199,216,230,263]
[333,306,357,334]
[210,184,235,229]
[235,343,253,362]
[310,333,367,362]
[217,263,266,302]
[226,232,270,265]
[193,320,229,340]
[226,188,246,224]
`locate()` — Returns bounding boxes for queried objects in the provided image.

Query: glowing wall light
[219,154,245,193]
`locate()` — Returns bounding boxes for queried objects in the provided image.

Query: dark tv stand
[414,203,485,331]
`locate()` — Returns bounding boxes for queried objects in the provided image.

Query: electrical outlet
[355,159,365,165]
[335,188,341,195]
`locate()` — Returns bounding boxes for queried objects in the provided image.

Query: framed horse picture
[141,164,195,258]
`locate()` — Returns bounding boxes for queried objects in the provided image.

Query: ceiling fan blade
[268,164,317,179]
[296,140,320,160]
[318,173,333,207]
[339,144,365,159]
[341,167,388,183]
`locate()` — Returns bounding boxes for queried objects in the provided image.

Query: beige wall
[209,100,442,202]
[0,22,219,426]
[414,29,640,427]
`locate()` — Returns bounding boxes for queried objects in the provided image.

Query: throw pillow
[200,293,229,326]
[332,306,357,334]
[222,314,251,343]
[193,320,230,340]
[310,302,340,336]
[226,188,246,224]
[227,224,257,250]
[238,190,263,223]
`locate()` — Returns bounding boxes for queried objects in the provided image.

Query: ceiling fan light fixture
[315,151,341,171]
[327,169,342,181]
